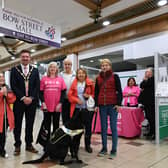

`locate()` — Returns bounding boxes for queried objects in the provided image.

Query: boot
[85,145,93,153]
[85,136,92,153]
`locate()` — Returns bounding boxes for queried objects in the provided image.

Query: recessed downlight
[30,49,36,53]
[157,0,167,6]
[61,37,67,42]
[11,56,15,60]
[102,20,110,26]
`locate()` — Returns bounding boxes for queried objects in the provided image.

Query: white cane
[3,96,8,158]
[3,96,7,138]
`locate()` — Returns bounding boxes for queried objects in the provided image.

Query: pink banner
[92,107,144,137]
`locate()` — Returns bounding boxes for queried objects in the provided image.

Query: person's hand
[77,99,83,105]
[23,97,32,105]
[95,106,99,113]
[2,86,7,96]
[128,93,135,96]
[83,93,89,98]
[42,102,47,111]
[114,105,120,112]
[127,93,131,96]
[55,103,62,112]
[143,75,148,80]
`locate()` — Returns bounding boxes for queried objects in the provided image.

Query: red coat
[0,92,16,133]
[68,78,94,117]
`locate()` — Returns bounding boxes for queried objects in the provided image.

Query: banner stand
[155,52,168,144]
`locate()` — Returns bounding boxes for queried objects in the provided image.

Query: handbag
[36,120,49,147]
[86,96,95,111]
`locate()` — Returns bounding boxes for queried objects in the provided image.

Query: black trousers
[13,100,37,147]
[71,108,94,152]
[0,116,8,154]
[62,98,71,124]
[144,104,155,136]
[43,111,60,136]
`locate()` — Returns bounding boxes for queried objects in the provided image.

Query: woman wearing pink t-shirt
[123,77,140,107]
[38,62,66,147]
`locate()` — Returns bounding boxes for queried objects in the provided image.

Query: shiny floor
[1,109,168,168]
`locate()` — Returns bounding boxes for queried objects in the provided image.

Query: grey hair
[146,67,154,75]
[47,61,59,76]
[63,58,72,64]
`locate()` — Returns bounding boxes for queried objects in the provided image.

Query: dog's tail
[22,152,48,164]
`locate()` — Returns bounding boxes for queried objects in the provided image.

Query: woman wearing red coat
[0,72,16,158]
[68,68,94,158]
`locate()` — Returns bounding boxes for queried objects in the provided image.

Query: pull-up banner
[0,8,61,48]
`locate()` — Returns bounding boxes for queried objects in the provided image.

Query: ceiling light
[102,20,110,26]
[30,49,36,53]
[0,33,4,37]
[11,56,15,60]
[61,37,67,42]
[157,0,167,6]
[90,60,94,63]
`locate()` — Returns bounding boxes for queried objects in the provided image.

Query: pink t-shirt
[40,76,66,112]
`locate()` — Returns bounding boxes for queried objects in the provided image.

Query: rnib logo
[45,26,55,39]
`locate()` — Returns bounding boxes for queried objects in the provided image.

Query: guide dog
[23,111,85,165]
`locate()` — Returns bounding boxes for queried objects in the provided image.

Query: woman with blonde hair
[37,62,66,148]
[68,68,94,156]
[95,59,122,159]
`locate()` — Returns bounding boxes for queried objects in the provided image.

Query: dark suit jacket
[139,76,155,105]
[10,64,40,103]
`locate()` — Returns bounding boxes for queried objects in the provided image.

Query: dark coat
[139,76,155,105]
[10,64,40,103]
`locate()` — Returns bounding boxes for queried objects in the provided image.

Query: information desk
[92,107,144,138]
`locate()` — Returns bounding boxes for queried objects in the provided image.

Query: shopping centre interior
[1,0,168,167]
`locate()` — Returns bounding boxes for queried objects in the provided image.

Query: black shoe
[85,146,93,153]
[0,150,8,158]
[26,145,38,153]
[73,154,83,164]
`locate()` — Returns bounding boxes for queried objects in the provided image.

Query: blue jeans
[99,105,118,152]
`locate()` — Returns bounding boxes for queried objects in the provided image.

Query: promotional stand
[155,53,168,144]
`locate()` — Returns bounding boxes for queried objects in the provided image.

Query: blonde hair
[47,62,58,76]
[100,59,112,67]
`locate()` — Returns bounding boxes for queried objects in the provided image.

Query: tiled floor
[1,109,168,168]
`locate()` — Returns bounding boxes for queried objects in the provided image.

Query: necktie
[24,66,27,76]
[24,66,28,96]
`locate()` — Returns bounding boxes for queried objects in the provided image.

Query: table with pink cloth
[92,107,145,138]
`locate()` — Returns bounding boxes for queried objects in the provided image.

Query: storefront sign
[0,8,61,47]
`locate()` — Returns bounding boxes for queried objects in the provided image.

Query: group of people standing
[0,49,155,160]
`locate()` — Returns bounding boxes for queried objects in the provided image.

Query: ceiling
[0,0,168,69]
[79,50,154,73]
